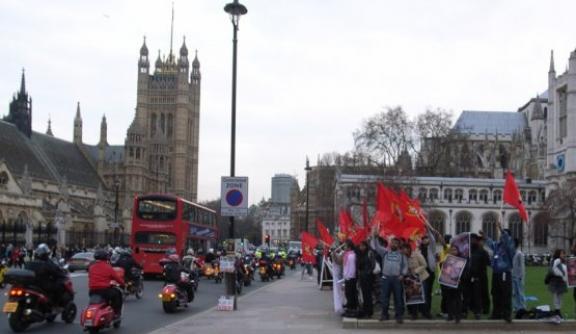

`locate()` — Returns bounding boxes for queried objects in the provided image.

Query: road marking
[70,273,88,278]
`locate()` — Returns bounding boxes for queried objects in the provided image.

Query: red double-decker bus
[130,194,218,274]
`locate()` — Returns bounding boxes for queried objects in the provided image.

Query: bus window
[137,198,177,221]
[134,232,176,245]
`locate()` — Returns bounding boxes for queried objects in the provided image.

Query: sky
[2,0,576,204]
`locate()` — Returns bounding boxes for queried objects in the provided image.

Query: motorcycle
[287,257,296,270]
[80,283,123,334]
[202,261,222,284]
[272,260,284,279]
[242,263,254,287]
[258,259,272,282]
[123,267,144,300]
[3,268,77,332]
[159,272,194,313]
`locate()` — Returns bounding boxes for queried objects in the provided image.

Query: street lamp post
[304,157,312,232]
[224,0,247,310]
[224,0,247,240]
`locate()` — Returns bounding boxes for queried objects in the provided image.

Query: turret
[46,117,53,136]
[138,36,149,74]
[99,115,107,146]
[178,36,189,73]
[191,50,201,84]
[73,102,82,143]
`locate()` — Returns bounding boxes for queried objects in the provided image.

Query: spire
[46,116,53,136]
[155,49,162,69]
[192,50,200,68]
[549,49,555,73]
[75,101,81,119]
[169,1,174,59]
[140,36,148,56]
[20,68,26,94]
[179,36,188,57]
[99,114,108,146]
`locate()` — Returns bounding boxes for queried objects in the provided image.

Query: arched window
[429,188,439,201]
[455,211,472,234]
[533,213,548,247]
[482,212,498,240]
[479,189,489,203]
[455,189,464,202]
[429,210,446,235]
[493,190,502,204]
[469,189,478,202]
[444,188,453,202]
[418,188,427,202]
[509,213,523,242]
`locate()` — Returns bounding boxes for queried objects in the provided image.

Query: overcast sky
[2,0,576,204]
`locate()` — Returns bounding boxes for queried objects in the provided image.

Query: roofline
[518,96,549,112]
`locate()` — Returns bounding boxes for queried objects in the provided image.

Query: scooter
[3,268,77,332]
[159,272,194,313]
[123,267,144,300]
[80,269,124,334]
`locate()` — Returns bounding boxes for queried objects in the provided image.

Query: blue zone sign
[221,176,249,217]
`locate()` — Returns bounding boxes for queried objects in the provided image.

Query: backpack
[163,262,181,283]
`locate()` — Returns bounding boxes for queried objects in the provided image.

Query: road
[0,269,295,334]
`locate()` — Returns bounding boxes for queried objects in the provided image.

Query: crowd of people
[327,221,573,324]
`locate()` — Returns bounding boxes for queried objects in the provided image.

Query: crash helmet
[168,254,180,262]
[94,248,110,261]
[165,248,177,256]
[187,248,195,256]
[35,243,51,261]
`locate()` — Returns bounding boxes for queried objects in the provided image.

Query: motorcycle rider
[112,248,142,286]
[88,248,125,318]
[205,248,216,264]
[182,248,200,284]
[25,243,67,306]
[162,253,194,302]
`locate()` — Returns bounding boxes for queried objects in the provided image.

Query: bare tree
[545,180,576,247]
[353,106,416,168]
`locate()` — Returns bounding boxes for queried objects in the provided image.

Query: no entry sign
[221,177,249,217]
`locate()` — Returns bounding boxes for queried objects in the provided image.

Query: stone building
[261,174,298,245]
[0,29,202,248]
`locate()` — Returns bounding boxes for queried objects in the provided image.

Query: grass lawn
[430,266,575,318]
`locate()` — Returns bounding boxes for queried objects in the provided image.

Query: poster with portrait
[567,257,576,288]
[403,275,425,305]
[439,255,467,288]
[451,232,471,258]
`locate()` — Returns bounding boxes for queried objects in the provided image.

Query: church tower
[126,5,201,200]
[4,69,32,137]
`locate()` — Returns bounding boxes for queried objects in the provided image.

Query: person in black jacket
[25,243,67,306]
[112,249,142,284]
[462,234,491,319]
[356,241,375,318]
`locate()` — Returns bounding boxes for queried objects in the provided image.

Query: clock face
[557,154,565,172]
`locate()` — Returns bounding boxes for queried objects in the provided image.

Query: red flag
[339,209,355,236]
[398,191,426,235]
[316,219,334,246]
[374,184,403,226]
[301,232,318,264]
[503,170,528,222]
[350,226,371,246]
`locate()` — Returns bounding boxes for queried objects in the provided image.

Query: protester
[419,230,439,319]
[477,234,491,315]
[461,233,490,319]
[486,221,515,323]
[402,243,429,320]
[342,240,358,317]
[370,230,408,324]
[355,240,375,319]
[442,245,464,323]
[438,235,452,318]
[512,238,526,315]
[547,249,568,318]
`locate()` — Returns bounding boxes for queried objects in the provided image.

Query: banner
[438,255,467,288]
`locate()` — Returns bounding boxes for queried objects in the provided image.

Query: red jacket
[89,260,124,291]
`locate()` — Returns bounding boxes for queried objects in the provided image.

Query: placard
[217,296,234,311]
[220,256,236,273]
[403,274,425,305]
[438,255,467,288]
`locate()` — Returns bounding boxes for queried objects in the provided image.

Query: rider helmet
[187,248,195,256]
[35,243,50,261]
[166,248,177,256]
[94,248,109,261]
[168,254,180,262]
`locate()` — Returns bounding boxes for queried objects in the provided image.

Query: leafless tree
[353,106,416,168]
[545,180,576,247]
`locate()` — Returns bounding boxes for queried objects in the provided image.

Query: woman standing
[547,249,568,318]
[356,241,375,318]
[402,243,429,320]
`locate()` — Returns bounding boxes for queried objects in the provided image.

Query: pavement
[0,269,274,334]
[149,271,576,334]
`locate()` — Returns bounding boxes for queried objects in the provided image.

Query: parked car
[67,252,94,272]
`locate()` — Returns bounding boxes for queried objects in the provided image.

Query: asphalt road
[0,268,295,334]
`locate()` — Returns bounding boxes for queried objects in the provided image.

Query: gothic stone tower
[125,36,201,201]
[4,70,32,137]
